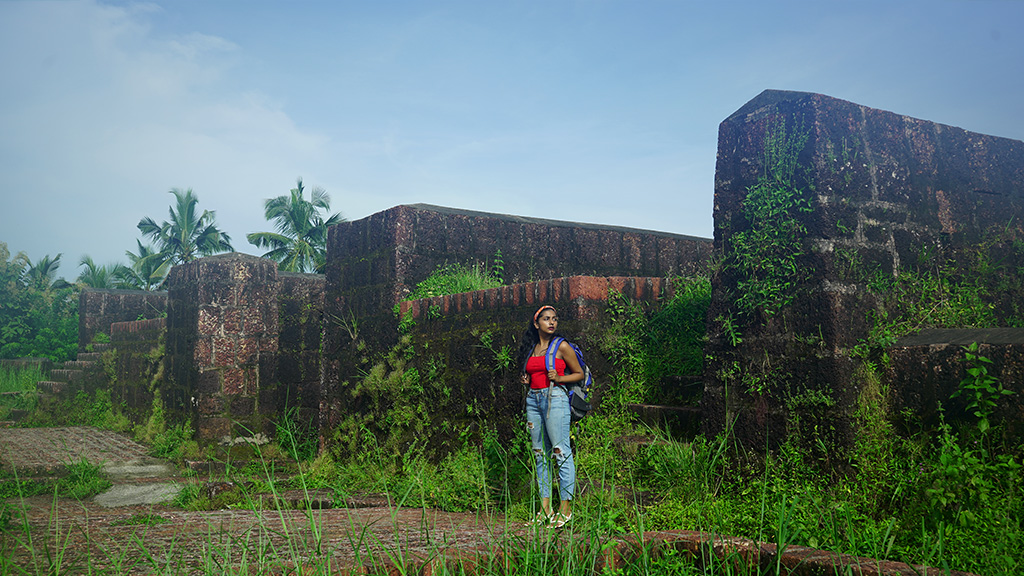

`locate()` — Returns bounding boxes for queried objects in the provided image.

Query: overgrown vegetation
[404,252,505,301]
[601,276,711,407]
[0,243,78,363]
[726,115,812,322]
[2,337,1021,574]
[0,365,43,421]
[0,458,110,502]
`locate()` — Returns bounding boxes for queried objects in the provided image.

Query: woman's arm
[549,341,584,384]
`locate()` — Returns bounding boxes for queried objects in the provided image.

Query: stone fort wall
[88,208,711,445]
[705,89,1024,451]
[81,90,1024,453]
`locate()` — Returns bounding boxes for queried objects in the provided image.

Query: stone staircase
[2,345,110,427]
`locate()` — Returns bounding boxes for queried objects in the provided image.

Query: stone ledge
[894,327,1024,347]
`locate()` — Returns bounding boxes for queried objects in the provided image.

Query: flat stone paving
[5,494,517,574]
[0,426,151,473]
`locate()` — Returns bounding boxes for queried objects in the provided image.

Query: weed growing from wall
[727,115,812,321]
[475,329,514,373]
[404,257,504,301]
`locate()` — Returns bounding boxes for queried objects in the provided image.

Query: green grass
[0,365,44,421]
[404,260,504,301]
[2,415,1019,575]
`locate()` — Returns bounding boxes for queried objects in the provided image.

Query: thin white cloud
[0,0,329,265]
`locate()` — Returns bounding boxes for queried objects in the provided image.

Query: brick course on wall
[704,89,1024,450]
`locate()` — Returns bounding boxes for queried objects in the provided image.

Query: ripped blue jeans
[525,386,575,502]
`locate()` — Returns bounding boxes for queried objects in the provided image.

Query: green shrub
[405,260,503,301]
[56,458,111,500]
[149,421,198,461]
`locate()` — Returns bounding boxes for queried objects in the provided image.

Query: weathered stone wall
[277,272,325,431]
[325,275,669,458]
[110,318,165,422]
[323,204,713,443]
[704,89,1024,451]
[886,329,1024,440]
[78,288,167,352]
[326,204,711,320]
[164,254,281,442]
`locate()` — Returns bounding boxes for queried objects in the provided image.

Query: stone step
[7,409,29,422]
[89,343,112,352]
[49,369,82,383]
[625,403,700,439]
[63,360,94,370]
[35,381,68,395]
[76,352,104,363]
[0,390,24,398]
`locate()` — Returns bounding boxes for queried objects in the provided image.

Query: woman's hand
[547,369,558,383]
[521,373,529,384]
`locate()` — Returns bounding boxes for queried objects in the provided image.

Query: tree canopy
[0,243,78,362]
[138,188,233,266]
[246,179,344,273]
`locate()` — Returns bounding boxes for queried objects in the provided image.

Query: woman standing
[519,305,585,528]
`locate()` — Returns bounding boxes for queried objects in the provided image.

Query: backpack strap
[544,337,565,384]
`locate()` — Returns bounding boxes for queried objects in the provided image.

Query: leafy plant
[953,342,1014,434]
[55,458,111,499]
[726,115,812,320]
[137,188,233,266]
[476,330,514,373]
[0,365,43,420]
[149,420,199,461]
[246,178,345,273]
[0,243,79,362]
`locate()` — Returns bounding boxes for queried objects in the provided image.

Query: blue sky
[1,0,1022,276]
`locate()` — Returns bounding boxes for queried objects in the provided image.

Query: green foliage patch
[0,365,42,421]
[0,243,78,363]
[601,276,710,407]
[726,116,813,321]
[405,252,505,301]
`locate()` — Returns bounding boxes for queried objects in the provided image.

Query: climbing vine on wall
[728,115,813,320]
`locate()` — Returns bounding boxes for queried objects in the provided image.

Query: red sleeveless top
[525,356,566,390]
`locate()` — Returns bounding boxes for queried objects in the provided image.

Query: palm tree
[23,253,70,291]
[115,241,171,291]
[77,256,116,289]
[138,188,233,266]
[246,178,344,273]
